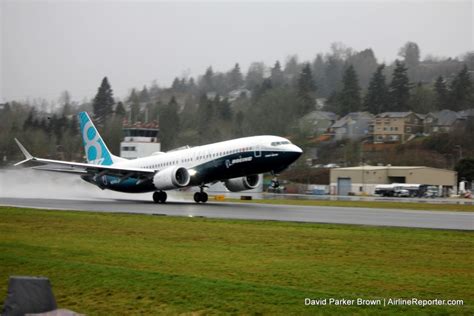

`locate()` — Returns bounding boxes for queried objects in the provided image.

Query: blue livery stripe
[78,112,114,165]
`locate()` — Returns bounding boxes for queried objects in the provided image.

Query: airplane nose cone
[286,145,303,163]
[290,144,303,155]
[294,145,303,154]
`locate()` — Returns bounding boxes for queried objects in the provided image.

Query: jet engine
[224,174,260,192]
[153,166,191,190]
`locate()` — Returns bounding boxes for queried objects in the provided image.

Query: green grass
[224,197,474,212]
[0,206,472,315]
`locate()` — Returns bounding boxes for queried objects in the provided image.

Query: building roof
[331,112,374,128]
[430,109,464,126]
[302,111,338,122]
[376,112,413,118]
[335,165,426,171]
[458,108,474,118]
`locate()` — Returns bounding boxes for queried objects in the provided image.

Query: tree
[200,66,215,92]
[409,82,436,114]
[284,55,301,82]
[129,89,140,123]
[338,65,361,115]
[449,65,473,111]
[398,42,420,69]
[347,48,378,89]
[312,54,326,96]
[196,94,214,142]
[388,60,411,111]
[115,101,126,116]
[270,61,284,87]
[455,158,474,184]
[159,96,180,150]
[228,63,244,90]
[92,77,115,125]
[297,63,316,114]
[59,90,72,116]
[324,55,344,95]
[217,97,232,121]
[434,76,449,110]
[363,64,389,114]
[245,62,266,90]
[139,86,150,103]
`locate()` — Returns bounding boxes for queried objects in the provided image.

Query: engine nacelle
[153,166,191,190]
[224,175,260,192]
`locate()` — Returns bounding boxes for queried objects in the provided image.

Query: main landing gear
[153,191,167,204]
[194,185,208,203]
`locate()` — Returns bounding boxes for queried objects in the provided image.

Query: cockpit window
[271,141,291,146]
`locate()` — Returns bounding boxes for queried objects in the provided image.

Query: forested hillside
[1,42,473,170]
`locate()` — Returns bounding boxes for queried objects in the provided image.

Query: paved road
[0,197,473,231]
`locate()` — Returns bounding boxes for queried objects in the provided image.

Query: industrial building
[330,166,457,196]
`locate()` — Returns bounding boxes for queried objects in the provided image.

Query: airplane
[14,112,303,203]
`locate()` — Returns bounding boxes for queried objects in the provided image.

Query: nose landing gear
[153,191,167,203]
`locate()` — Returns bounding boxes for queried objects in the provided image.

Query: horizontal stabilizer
[14,138,34,165]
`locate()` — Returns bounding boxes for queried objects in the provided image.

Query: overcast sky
[1,0,473,103]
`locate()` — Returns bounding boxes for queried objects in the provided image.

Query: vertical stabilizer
[78,112,115,165]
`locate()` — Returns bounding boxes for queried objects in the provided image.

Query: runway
[1,197,473,230]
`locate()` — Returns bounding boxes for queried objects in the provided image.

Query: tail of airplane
[78,112,123,165]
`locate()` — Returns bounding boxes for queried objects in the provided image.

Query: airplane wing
[14,138,155,178]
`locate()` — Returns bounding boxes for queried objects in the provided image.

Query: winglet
[14,138,34,166]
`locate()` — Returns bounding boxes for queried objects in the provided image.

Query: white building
[120,124,161,159]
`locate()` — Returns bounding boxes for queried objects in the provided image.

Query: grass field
[0,206,473,315]
[225,197,474,212]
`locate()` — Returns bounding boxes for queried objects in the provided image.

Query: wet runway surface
[1,197,473,230]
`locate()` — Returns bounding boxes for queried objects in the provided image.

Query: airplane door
[254,145,261,158]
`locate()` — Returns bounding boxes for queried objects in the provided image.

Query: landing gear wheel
[153,191,167,204]
[193,191,208,203]
[201,192,208,203]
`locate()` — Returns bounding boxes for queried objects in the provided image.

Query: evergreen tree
[388,60,411,111]
[217,97,232,121]
[348,48,378,89]
[363,64,389,114]
[398,42,420,69]
[449,65,472,111]
[434,76,448,110]
[159,96,180,150]
[324,55,344,95]
[115,101,126,116]
[92,77,115,125]
[200,66,215,92]
[69,114,79,133]
[339,65,361,115]
[197,94,214,141]
[228,63,244,90]
[409,82,436,114]
[129,89,140,122]
[139,86,150,103]
[270,61,284,87]
[245,62,266,90]
[59,90,72,116]
[312,54,326,96]
[297,63,316,115]
[23,108,36,130]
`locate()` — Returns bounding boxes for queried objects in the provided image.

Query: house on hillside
[370,112,423,143]
[299,111,338,135]
[458,108,474,119]
[330,112,374,141]
[424,110,466,134]
[228,88,251,102]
